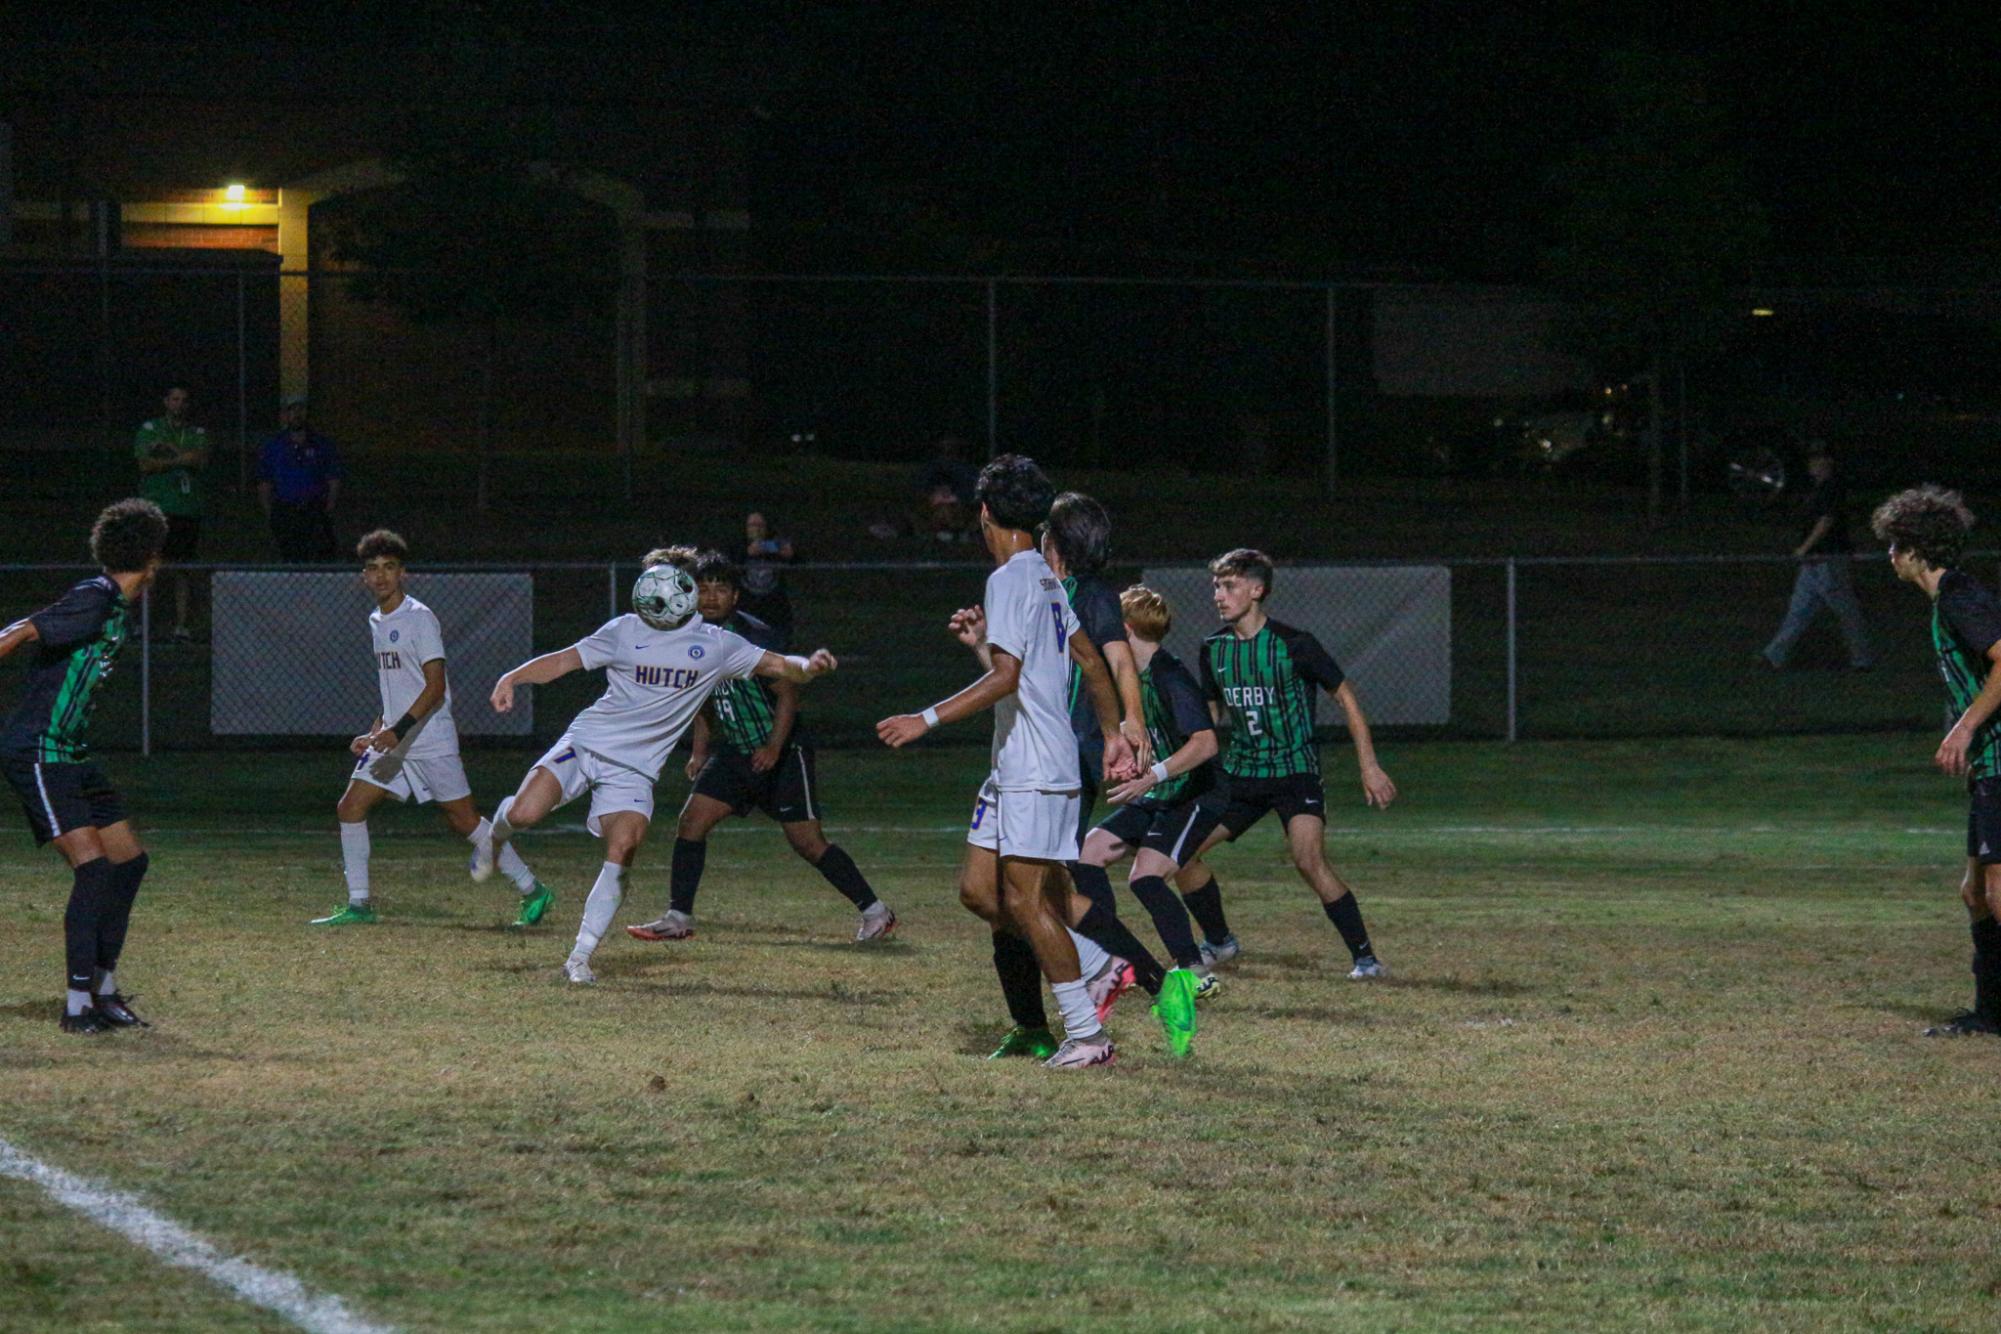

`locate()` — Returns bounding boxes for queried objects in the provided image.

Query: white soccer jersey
[565,614,767,780]
[371,595,458,761]
[984,549,1082,792]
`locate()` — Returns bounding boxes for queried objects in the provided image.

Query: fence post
[237,270,249,495]
[1323,284,1338,497]
[1505,558,1518,743]
[608,562,618,620]
[140,587,151,757]
[985,279,999,458]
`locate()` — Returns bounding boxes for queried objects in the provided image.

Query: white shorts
[534,734,654,837]
[353,748,471,806]
[965,773,1081,863]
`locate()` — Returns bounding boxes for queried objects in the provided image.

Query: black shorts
[3,758,127,846]
[692,745,821,824]
[1217,772,1327,839]
[1969,777,2001,865]
[163,515,202,560]
[1093,792,1227,868]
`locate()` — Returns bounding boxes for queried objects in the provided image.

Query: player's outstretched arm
[1070,628,1137,780]
[755,648,837,685]
[491,646,585,713]
[1097,638,1154,772]
[1938,642,2001,776]
[1107,728,1219,805]
[877,648,1020,747]
[0,616,40,663]
[1334,680,1397,809]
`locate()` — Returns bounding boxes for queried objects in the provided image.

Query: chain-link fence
[0,554,1966,758]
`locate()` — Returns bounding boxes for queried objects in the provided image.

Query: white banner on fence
[1139,565,1451,726]
[211,573,534,736]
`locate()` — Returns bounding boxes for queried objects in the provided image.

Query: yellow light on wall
[1750,308,1775,317]
[224,183,247,208]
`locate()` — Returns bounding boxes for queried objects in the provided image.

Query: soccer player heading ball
[1874,486,2001,1038]
[1,499,167,1033]
[471,553,838,984]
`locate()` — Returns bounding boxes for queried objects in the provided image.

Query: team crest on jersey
[688,645,705,659]
[389,629,400,642]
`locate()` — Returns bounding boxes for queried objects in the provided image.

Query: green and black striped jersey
[708,611,793,753]
[1199,618,1345,779]
[1932,570,2001,781]
[1139,647,1216,804]
[1,576,130,763]
[1063,575,1128,745]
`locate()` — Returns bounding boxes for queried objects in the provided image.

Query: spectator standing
[913,435,980,543]
[257,395,344,561]
[1760,443,1876,670]
[133,383,207,641]
[741,510,795,638]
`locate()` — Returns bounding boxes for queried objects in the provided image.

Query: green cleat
[309,903,377,926]
[1151,968,1200,1058]
[512,881,555,928]
[987,1025,1058,1061]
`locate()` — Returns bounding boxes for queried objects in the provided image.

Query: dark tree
[1544,48,1769,518]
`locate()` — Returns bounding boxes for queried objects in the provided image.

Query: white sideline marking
[0,1134,395,1334]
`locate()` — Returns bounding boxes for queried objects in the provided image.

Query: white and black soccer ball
[632,564,698,629]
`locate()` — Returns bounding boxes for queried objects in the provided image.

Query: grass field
[4,734,2000,1331]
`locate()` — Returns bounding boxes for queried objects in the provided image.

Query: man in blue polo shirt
[257,395,344,562]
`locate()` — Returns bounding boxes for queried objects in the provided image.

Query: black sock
[811,844,879,911]
[1181,873,1232,944]
[1974,916,2001,1021]
[64,858,115,998]
[993,931,1048,1030]
[1068,861,1118,915]
[1129,875,1203,968]
[1323,892,1373,962]
[1074,900,1167,996]
[668,838,707,915]
[97,852,149,978]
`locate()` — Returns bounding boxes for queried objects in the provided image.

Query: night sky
[13,2,2001,277]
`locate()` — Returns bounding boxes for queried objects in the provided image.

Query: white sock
[573,861,626,957]
[66,988,92,1016]
[491,797,517,847]
[1068,927,1110,980]
[94,969,116,997]
[470,819,538,892]
[340,821,371,903]
[1050,979,1103,1041]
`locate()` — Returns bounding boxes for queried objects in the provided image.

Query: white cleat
[1043,1033,1117,1070]
[855,904,898,943]
[1347,955,1388,981]
[469,830,497,883]
[1192,970,1221,1004]
[1199,934,1241,967]
[562,954,596,986]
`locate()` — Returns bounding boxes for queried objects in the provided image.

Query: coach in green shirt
[133,383,207,641]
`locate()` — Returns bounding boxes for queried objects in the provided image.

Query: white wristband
[1149,760,1170,785]
[921,706,941,729]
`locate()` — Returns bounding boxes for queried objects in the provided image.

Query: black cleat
[59,1009,110,1035]
[94,993,149,1028]
[1923,1010,2001,1038]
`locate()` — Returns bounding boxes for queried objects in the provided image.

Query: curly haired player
[1874,486,2001,1037]
[0,499,169,1033]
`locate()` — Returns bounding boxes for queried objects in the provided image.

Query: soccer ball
[632,564,697,629]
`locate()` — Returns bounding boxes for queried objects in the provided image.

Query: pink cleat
[1086,957,1136,1024]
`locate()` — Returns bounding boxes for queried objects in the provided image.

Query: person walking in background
[257,394,344,562]
[740,510,796,638]
[1761,443,1876,671]
[133,383,207,641]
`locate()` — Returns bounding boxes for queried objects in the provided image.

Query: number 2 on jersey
[1244,707,1264,737]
